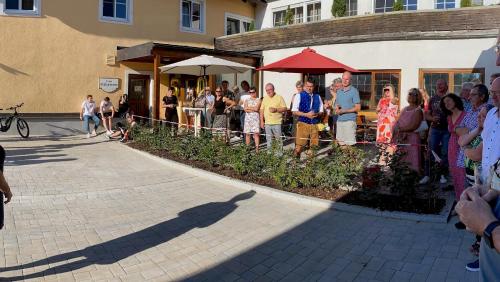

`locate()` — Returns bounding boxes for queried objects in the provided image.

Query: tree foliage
[461,0,472,7]
[331,0,346,18]
[393,0,404,11]
[284,6,294,25]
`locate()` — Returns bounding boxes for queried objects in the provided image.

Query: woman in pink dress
[440,93,465,200]
[376,85,399,143]
[392,88,423,173]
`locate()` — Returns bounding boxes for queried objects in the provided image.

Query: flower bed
[130,127,445,214]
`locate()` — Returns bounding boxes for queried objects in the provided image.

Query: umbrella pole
[203,66,207,129]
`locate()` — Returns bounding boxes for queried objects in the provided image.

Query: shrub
[331,0,346,17]
[461,0,472,7]
[284,6,294,25]
[133,126,366,191]
[393,0,404,11]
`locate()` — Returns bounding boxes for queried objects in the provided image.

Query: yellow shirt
[260,94,286,125]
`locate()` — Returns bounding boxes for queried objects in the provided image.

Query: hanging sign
[99,78,120,93]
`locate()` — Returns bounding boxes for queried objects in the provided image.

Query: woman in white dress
[244,87,261,152]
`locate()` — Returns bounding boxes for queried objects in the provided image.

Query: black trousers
[165,112,179,129]
[0,145,4,230]
[229,110,242,136]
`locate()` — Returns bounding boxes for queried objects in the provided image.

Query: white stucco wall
[257,0,500,29]
[261,38,500,107]
[258,0,327,29]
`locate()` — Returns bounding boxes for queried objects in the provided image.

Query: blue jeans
[426,127,450,175]
[240,112,246,131]
[265,124,282,151]
[83,115,100,133]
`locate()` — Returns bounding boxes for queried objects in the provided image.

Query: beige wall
[0,0,255,113]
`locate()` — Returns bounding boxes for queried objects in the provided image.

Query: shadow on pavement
[0,191,256,281]
[2,139,108,166]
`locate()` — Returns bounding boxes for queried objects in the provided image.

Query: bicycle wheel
[16,118,30,138]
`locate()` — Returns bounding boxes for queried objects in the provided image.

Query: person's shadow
[0,190,256,281]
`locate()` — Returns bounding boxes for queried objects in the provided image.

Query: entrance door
[128,74,150,118]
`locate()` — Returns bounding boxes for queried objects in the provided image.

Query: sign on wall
[99,78,120,93]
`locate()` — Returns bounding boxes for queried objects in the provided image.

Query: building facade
[258,0,500,29]
[222,4,500,120]
[0,0,262,116]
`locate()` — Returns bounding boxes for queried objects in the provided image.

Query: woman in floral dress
[376,84,399,143]
[244,87,261,152]
[440,93,465,200]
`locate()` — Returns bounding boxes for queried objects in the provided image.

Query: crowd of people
[75,68,500,279]
[164,72,500,276]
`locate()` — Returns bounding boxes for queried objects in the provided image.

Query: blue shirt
[335,86,360,122]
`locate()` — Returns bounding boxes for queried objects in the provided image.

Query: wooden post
[153,53,161,120]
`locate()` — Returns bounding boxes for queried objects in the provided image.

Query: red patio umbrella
[257,47,358,74]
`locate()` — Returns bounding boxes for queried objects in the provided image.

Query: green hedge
[133,126,366,191]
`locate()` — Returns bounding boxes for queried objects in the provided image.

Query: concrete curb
[124,144,453,223]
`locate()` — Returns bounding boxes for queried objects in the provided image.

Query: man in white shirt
[292,79,324,157]
[457,77,500,280]
[80,95,100,138]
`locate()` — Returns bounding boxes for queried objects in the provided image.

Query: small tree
[461,0,472,7]
[248,21,255,32]
[393,0,404,11]
[284,6,294,25]
[331,0,346,18]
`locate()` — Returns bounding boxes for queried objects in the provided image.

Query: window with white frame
[181,0,205,33]
[435,0,455,9]
[403,0,417,10]
[100,0,131,23]
[471,0,483,5]
[225,14,253,35]
[306,2,321,22]
[4,0,39,14]
[375,0,394,13]
[346,0,357,16]
[273,10,286,26]
[273,6,302,26]
[290,6,303,24]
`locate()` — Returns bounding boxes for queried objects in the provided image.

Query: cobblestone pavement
[0,135,480,282]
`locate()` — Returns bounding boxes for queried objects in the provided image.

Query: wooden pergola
[116,42,262,119]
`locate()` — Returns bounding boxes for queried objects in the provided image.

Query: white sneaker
[106,130,112,136]
[440,175,448,184]
[86,133,91,139]
[419,176,430,185]
[91,129,97,137]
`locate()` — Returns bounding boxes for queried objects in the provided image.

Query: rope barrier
[131,114,428,148]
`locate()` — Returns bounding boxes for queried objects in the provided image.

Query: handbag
[414,120,428,133]
[414,108,428,133]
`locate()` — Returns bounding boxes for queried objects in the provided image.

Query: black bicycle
[0,103,30,138]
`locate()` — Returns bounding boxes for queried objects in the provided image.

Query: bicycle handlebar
[4,103,24,111]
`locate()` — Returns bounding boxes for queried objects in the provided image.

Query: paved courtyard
[0,135,481,281]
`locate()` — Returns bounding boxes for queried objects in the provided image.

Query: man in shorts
[335,71,361,146]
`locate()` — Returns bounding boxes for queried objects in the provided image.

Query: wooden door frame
[124,70,153,117]
[127,73,152,118]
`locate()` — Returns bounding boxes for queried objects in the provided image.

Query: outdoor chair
[356,115,370,142]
